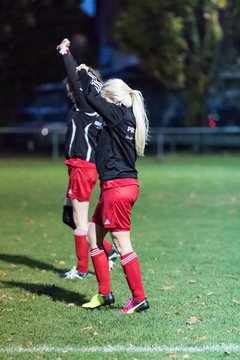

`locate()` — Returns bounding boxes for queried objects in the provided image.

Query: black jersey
[62,53,103,162]
[77,69,138,180]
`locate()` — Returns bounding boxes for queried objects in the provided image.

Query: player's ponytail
[130,90,149,157]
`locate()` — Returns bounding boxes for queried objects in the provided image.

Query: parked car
[207,76,240,127]
[207,104,240,128]
[12,82,70,152]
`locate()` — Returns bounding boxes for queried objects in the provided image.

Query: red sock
[90,247,110,295]
[74,229,89,273]
[121,251,145,302]
[102,240,113,254]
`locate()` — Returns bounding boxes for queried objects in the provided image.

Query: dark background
[1,0,240,130]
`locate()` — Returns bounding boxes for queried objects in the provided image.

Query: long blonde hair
[101,79,149,156]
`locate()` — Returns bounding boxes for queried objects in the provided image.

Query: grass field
[0,155,240,360]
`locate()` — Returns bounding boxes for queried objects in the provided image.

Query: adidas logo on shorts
[104,219,110,225]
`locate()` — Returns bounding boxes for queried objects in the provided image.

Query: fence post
[52,132,59,161]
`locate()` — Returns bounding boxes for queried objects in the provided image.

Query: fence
[0,126,66,160]
[150,127,240,158]
[1,126,240,160]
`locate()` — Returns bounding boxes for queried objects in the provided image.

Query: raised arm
[56,39,92,110]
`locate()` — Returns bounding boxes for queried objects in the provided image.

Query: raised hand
[56,38,70,52]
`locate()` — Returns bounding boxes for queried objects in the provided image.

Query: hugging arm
[77,68,125,127]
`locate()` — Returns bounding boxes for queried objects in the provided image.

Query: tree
[114,0,187,88]
[219,0,240,69]
[113,0,230,126]
[0,0,95,124]
[177,0,225,126]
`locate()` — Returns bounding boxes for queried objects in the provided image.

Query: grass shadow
[0,280,88,305]
[0,253,96,276]
[0,253,66,274]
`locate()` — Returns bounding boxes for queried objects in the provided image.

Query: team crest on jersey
[125,125,135,140]
[127,126,135,133]
[94,120,104,130]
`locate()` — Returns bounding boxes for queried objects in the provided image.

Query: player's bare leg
[61,200,90,279]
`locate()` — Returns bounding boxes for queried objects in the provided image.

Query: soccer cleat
[118,298,150,314]
[82,292,115,309]
[108,245,120,270]
[60,266,90,279]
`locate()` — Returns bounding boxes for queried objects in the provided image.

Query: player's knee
[62,205,76,230]
[111,232,132,255]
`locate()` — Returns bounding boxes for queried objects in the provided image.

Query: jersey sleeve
[78,69,126,127]
[62,53,92,111]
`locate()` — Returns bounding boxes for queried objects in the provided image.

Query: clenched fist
[56,38,70,52]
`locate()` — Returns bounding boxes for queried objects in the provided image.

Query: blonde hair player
[76,63,150,313]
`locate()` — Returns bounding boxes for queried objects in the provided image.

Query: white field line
[0,345,240,354]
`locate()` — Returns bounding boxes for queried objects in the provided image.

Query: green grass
[0,155,240,360]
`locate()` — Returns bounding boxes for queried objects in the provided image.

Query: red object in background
[208,119,216,127]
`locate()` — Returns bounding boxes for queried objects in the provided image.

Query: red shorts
[66,159,98,202]
[92,178,139,232]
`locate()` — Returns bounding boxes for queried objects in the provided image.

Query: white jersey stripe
[84,111,99,117]
[84,123,92,162]
[88,72,102,93]
[68,119,76,158]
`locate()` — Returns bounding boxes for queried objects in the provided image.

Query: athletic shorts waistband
[100,178,139,189]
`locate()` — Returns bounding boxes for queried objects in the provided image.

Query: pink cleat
[118,298,150,314]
